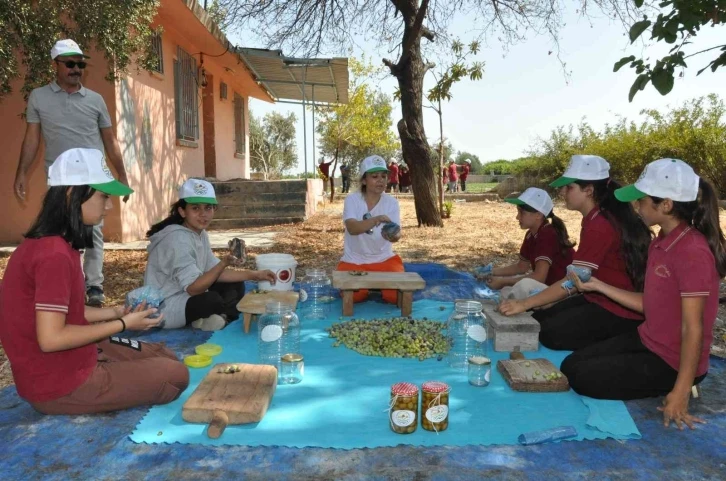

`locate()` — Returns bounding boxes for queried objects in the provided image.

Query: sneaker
[191,314,227,331]
[86,286,105,307]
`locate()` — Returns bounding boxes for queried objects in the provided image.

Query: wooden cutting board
[182,363,278,438]
[497,357,570,392]
[236,290,300,315]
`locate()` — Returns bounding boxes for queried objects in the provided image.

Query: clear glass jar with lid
[299,268,333,321]
[258,302,300,382]
[446,300,488,371]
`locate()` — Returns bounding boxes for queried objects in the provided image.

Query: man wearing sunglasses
[13,39,131,308]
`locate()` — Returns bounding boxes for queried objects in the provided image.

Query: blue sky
[231,7,723,174]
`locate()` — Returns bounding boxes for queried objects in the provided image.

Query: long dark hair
[146,200,187,237]
[651,178,726,278]
[574,178,653,290]
[25,185,95,250]
[520,203,576,255]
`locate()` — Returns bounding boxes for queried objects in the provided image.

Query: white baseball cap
[550,155,610,188]
[360,155,389,177]
[388,157,398,165]
[615,158,699,203]
[464,159,472,164]
[51,39,90,60]
[48,148,132,196]
[179,179,217,204]
[504,187,553,216]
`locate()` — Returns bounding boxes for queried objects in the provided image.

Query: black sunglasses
[56,60,87,69]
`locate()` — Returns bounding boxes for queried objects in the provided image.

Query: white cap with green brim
[550,155,610,188]
[51,39,90,59]
[615,158,699,203]
[504,187,553,216]
[179,179,218,204]
[48,148,133,196]
[360,155,389,177]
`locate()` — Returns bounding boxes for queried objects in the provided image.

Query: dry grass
[0,199,724,390]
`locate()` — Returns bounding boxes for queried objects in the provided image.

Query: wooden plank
[182,363,278,425]
[482,305,540,333]
[332,271,426,290]
[496,358,569,392]
[342,291,354,316]
[236,291,300,315]
[401,291,413,316]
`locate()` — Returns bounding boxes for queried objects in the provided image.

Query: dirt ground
[0,198,724,389]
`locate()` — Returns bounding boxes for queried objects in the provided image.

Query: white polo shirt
[341,192,400,265]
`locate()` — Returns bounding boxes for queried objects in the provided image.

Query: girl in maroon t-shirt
[483,187,575,299]
[499,155,652,351]
[0,148,189,415]
[561,159,725,430]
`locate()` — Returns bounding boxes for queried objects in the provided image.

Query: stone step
[210,216,305,229]
[213,180,308,197]
[215,191,308,206]
[215,203,307,219]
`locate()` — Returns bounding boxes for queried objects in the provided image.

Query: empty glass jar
[258,302,300,383]
[279,353,304,384]
[299,268,333,321]
[468,355,491,387]
[446,300,488,371]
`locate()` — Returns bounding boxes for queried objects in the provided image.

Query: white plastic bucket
[256,253,298,291]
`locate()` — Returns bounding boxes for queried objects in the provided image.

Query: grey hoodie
[144,225,219,328]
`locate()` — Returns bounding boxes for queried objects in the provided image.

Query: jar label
[298,288,308,302]
[260,325,283,342]
[485,369,491,383]
[391,410,415,427]
[425,405,449,423]
[467,325,487,342]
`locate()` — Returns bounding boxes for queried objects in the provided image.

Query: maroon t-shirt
[0,237,97,402]
[388,164,399,184]
[447,164,458,182]
[399,170,411,187]
[640,224,719,376]
[573,209,643,320]
[318,161,332,178]
[519,223,574,285]
[460,164,470,181]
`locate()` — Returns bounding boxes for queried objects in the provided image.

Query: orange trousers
[336,255,405,304]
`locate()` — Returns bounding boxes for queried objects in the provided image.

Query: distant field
[459,182,498,193]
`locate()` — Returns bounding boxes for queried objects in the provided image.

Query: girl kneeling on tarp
[499,155,653,351]
[337,155,404,304]
[482,187,575,300]
[561,159,724,429]
[0,148,189,415]
[144,179,275,331]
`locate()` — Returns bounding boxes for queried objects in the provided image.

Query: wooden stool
[331,271,426,317]
[236,291,300,333]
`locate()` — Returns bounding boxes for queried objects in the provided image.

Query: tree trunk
[386,0,442,227]
[438,97,444,217]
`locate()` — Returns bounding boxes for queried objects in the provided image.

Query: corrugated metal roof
[235,48,349,105]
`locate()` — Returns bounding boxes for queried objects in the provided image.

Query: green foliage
[427,39,484,103]
[0,0,160,101]
[480,159,514,175]
[249,111,298,178]
[443,200,454,217]
[316,57,399,177]
[616,1,725,101]
[511,94,726,193]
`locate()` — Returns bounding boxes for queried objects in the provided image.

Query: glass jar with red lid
[389,382,418,434]
[421,381,450,432]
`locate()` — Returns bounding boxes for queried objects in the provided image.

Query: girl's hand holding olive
[569,272,601,293]
[120,308,164,331]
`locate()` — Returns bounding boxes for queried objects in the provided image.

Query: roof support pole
[312,85,316,171]
[301,66,308,177]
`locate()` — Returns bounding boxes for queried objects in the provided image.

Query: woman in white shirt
[336,155,404,304]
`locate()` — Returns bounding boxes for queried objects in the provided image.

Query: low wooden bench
[236,291,300,334]
[331,271,426,317]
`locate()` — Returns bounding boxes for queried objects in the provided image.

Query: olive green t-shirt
[26,81,112,169]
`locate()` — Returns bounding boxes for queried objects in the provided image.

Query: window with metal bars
[173,47,199,141]
[220,82,228,100]
[234,93,245,154]
[150,33,164,74]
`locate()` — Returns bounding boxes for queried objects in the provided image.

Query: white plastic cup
[255,253,298,291]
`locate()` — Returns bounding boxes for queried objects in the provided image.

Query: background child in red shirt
[561,159,724,430]
[0,148,189,415]
[446,158,458,193]
[460,159,471,191]
[386,158,400,193]
[499,155,652,351]
[484,187,575,299]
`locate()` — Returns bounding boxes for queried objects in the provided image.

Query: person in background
[337,155,403,304]
[399,163,412,193]
[460,159,471,192]
[447,157,458,193]
[318,158,333,192]
[0,148,189,415]
[499,155,652,351]
[340,163,351,193]
[143,179,276,331]
[483,188,575,299]
[13,39,131,308]
[386,158,400,193]
[561,159,724,431]
[442,163,449,190]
